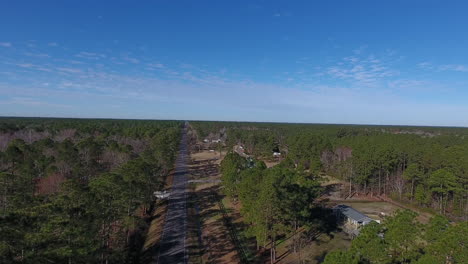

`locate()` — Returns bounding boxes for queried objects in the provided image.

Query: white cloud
[439,64,468,72]
[417,61,433,69]
[16,63,53,72]
[24,52,51,58]
[419,62,468,73]
[1,42,467,126]
[0,96,70,108]
[76,51,106,60]
[0,42,12,47]
[146,63,165,71]
[326,54,396,86]
[122,55,140,64]
[56,67,83,74]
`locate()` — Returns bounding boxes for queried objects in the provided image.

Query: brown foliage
[321,146,352,171]
[54,129,76,142]
[36,173,66,195]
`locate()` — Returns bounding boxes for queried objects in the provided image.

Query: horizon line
[1,115,467,129]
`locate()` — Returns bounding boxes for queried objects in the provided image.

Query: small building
[154,190,170,199]
[333,204,374,228]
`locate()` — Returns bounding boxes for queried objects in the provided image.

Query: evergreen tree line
[213,123,468,263]
[0,118,182,263]
[220,153,324,263]
[193,121,468,219]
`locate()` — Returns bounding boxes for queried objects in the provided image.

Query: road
[155,126,189,264]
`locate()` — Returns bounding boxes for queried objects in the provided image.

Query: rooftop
[334,204,373,224]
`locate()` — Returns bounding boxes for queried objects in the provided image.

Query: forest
[1,118,467,263]
[0,117,182,263]
[192,121,468,220]
[220,153,324,262]
[220,153,467,263]
[194,121,468,263]
[322,211,467,264]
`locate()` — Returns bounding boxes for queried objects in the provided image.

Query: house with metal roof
[333,204,374,229]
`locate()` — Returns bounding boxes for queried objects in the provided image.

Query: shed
[333,204,374,228]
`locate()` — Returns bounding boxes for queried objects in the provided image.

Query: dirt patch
[261,159,280,168]
[200,186,241,264]
[188,150,241,264]
[191,150,226,165]
[265,161,280,168]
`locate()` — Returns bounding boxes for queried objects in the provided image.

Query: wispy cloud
[417,61,433,70]
[387,79,434,94]
[273,11,291,17]
[76,51,106,60]
[0,42,12,47]
[418,62,468,73]
[16,63,53,72]
[439,64,468,72]
[122,55,140,64]
[146,63,165,70]
[24,52,51,58]
[0,96,71,108]
[326,54,396,86]
[56,67,83,74]
[1,41,467,125]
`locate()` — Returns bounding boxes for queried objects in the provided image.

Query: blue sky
[1,1,468,126]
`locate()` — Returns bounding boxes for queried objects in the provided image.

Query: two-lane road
[154,127,190,264]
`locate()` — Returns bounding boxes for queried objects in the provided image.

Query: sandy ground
[190,150,226,166]
[188,150,241,264]
[262,159,281,168]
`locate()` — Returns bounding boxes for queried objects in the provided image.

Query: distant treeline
[0,117,182,263]
[191,121,468,219]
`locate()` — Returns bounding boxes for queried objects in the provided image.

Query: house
[233,145,249,158]
[333,204,374,232]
